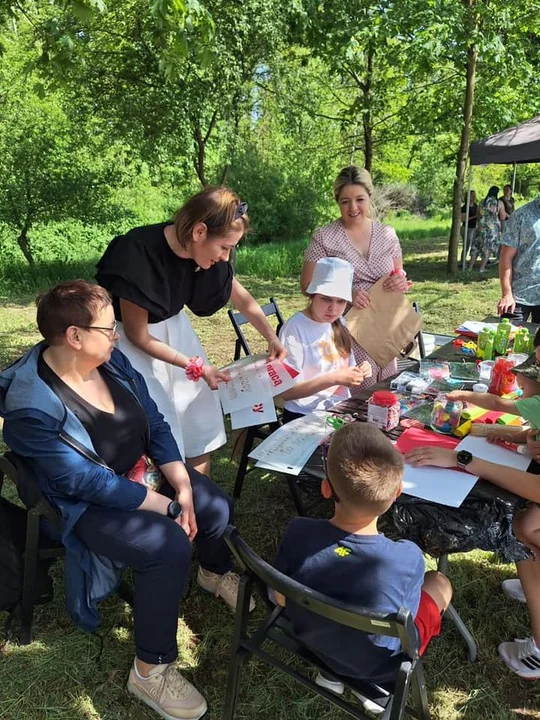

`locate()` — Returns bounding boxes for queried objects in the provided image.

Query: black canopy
[470,115,540,165]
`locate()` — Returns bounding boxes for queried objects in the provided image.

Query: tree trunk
[17,229,35,267]
[362,44,374,173]
[447,18,477,275]
[193,121,208,186]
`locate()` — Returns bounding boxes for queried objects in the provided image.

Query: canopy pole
[511,162,517,193]
[462,165,473,272]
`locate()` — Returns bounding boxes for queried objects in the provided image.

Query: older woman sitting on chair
[0,280,249,720]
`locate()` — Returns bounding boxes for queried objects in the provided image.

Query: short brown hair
[36,280,112,344]
[327,422,403,515]
[173,186,249,249]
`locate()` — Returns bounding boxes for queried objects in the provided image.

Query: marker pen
[493,438,528,454]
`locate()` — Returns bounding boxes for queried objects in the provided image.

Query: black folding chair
[228,297,285,362]
[227,298,287,502]
[0,450,133,644]
[223,526,430,720]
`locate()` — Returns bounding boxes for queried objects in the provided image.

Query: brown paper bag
[346,275,423,368]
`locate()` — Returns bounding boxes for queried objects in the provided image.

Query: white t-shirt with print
[279,311,356,415]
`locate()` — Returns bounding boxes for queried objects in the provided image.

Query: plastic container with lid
[367,390,400,432]
[430,393,463,434]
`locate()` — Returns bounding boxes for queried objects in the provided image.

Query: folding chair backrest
[228,297,285,360]
[412,301,426,360]
[0,452,63,536]
[224,526,419,658]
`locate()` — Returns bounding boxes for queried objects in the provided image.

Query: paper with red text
[218,354,298,416]
[230,399,278,430]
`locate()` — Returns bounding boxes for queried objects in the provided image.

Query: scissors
[326,415,346,430]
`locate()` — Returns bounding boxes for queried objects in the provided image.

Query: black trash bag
[380,495,529,563]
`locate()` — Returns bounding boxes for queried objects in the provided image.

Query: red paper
[472,411,502,424]
[395,427,460,454]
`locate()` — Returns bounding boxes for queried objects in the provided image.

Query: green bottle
[476,327,492,359]
[513,328,530,354]
[483,331,495,361]
[494,318,512,356]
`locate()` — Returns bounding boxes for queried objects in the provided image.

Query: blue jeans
[74,466,233,664]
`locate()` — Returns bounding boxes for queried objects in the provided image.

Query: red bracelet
[185,356,205,382]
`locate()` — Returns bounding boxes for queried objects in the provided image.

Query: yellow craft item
[461,406,487,421]
[454,420,472,438]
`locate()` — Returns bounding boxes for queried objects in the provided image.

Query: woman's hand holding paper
[352,288,371,309]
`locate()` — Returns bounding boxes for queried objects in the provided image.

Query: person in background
[97,187,287,477]
[274,423,452,694]
[279,257,372,424]
[461,190,478,261]
[300,166,409,393]
[500,184,515,219]
[0,281,250,720]
[468,186,505,273]
[497,192,540,323]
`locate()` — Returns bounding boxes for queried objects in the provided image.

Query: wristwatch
[167,500,183,519]
[456,450,473,470]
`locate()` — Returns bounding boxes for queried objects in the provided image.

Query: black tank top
[38,352,147,475]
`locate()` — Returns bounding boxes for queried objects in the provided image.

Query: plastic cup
[478,360,495,383]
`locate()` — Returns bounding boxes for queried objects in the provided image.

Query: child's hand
[486,430,524,445]
[405,447,458,468]
[447,390,468,402]
[526,428,540,462]
[355,361,372,381]
[336,366,369,387]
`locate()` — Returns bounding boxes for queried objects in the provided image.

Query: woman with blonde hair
[97,186,286,475]
[301,166,409,391]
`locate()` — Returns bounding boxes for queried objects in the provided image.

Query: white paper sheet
[229,399,278,430]
[401,465,479,508]
[456,435,532,471]
[249,412,333,475]
[218,354,298,415]
[457,320,519,336]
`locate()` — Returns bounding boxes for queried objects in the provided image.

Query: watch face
[168,501,182,519]
[457,450,473,466]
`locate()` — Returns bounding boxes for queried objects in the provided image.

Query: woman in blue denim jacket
[0,280,245,720]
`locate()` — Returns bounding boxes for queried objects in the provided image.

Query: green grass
[2,231,539,719]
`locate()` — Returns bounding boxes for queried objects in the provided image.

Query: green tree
[0,37,121,265]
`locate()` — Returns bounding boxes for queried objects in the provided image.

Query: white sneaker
[315,673,385,715]
[197,567,255,613]
[127,661,207,719]
[498,637,540,679]
[501,579,527,604]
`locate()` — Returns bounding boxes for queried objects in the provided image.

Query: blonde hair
[333,166,373,202]
[173,186,249,249]
[327,423,403,515]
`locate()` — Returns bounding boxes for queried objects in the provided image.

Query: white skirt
[116,310,226,459]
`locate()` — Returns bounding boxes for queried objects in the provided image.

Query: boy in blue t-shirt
[274,422,452,686]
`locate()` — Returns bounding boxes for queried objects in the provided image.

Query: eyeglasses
[78,321,118,339]
[321,443,340,503]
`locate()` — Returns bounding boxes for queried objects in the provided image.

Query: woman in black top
[1,280,250,720]
[97,186,286,475]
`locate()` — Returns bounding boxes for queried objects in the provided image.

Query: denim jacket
[0,344,182,631]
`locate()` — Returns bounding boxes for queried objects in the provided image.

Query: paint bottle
[513,328,530,354]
